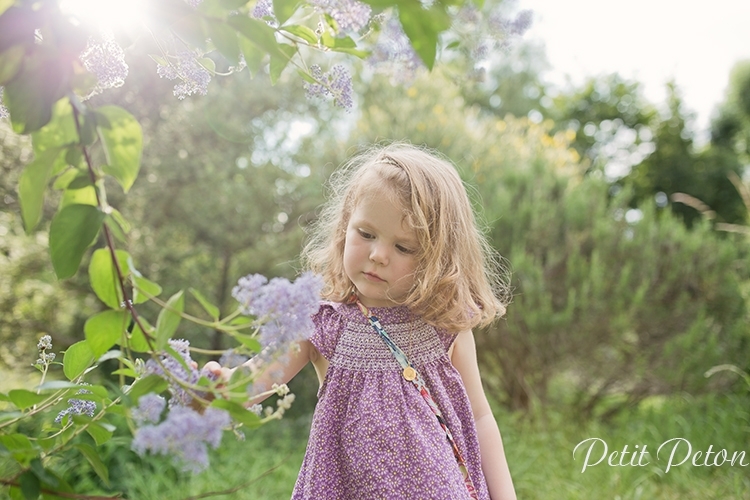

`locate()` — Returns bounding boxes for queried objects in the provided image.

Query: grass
[2,392,748,499]
[505,393,750,500]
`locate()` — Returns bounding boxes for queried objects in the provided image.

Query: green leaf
[320,32,356,49]
[18,146,64,232]
[29,459,59,489]
[49,204,104,279]
[4,51,69,133]
[19,470,40,500]
[96,106,143,192]
[73,443,110,486]
[128,318,152,352]
[206,20,240,65]
[33,380,77,393]
[97,350,123,364]
[88,248,131,309]
[228,17,281,57]
[0,44,24,85]
[85,422,113,446]
[60,185,98,207]
[127,374,168,404]
[66,171,93,190]
[398,3,450,70]
[189,288,220,320]
[0,411,23,423]
[31,99,78,155]
[237,35,265,76]
[85,310,129,358]
[273,0,299,25]
[0,434,38,467]
[0,433,33,451]
[280,24,318,44]
[198,56,216,75]
[234,334,262,353]
[155,290,184,350]
[269,44,296,84]
[62,341,95,381]
[7,389,48,410]
[133,276,162,304]
[111,368,138,378]
[210,399,262,428]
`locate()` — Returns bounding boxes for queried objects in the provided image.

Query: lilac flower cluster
[304,65,354,111]
[55,388,96,424]
[232,271,323,347]
[491,9,533,36]
[251,0,278,26]
[131,393,166,426]
[131,405,230,473]
[144,339,207,407]
[310,0,372,34]
[79,32,128,97]
[368,18,424,84]
[156,50,211,100]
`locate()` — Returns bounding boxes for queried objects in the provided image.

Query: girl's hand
[202,360,234,384]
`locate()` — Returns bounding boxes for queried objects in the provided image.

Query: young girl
[207,143,516,499]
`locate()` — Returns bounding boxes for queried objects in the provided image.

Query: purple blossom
[132,393,166,426]
[144,339,202,407]
[508,9,533,35]
[304,64,354,111]
[55,388,96,424]
[232,272,323,347]
[487,8,533,37]
[218,349,250,369]
[79,33,129,96]
[185,0,204,7]
[368,18,424,84]
[131,406,230,473]
[156,50,211,100]
[252,0,278,26]
[310,0,371,34]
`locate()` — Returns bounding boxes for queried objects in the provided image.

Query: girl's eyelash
[357,229,374,239]
[396,245,415,254]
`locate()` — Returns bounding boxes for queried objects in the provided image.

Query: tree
[626,83,746,226]
[711,59,750,163]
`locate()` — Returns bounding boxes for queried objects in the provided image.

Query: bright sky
[515,0,750,134]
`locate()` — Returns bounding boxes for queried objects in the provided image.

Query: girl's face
[343,194,419,308]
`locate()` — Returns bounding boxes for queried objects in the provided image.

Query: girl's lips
[363,272,385,282]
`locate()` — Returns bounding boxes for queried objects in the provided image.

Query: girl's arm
[205,340,315,406]
[451,330,517,500]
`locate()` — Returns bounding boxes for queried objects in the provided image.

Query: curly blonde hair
[301,142,509,333]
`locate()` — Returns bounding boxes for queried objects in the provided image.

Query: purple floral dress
[291,302,489,500]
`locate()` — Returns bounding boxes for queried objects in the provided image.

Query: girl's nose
[369,244,388,265]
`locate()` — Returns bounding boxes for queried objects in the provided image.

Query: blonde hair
[302,142,509,333]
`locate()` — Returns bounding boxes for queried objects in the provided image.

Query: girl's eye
[357,229,374,239]
[396,245,415,255]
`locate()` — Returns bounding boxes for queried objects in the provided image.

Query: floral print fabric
[291,302,489,500]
